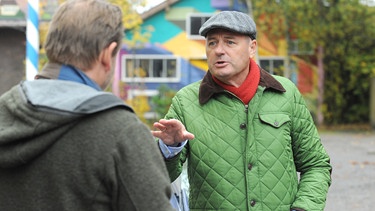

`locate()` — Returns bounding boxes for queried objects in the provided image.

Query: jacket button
[274,121,279,126]
[240,123,246,129]
[250,200,256,206]
[247,163,252,170]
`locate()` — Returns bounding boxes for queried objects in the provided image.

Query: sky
[136,0,166,13]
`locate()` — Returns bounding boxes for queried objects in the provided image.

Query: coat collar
[199,67,286,105]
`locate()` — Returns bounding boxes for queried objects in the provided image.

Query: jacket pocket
[258,113,290,128]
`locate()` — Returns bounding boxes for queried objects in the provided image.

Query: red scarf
[213,59,260,104]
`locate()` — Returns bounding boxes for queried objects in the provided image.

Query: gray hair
[44,0,123,70]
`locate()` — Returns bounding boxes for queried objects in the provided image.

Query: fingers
[150,130,164,139]
[152,122,166,131]
[158,119,181,128]
[151,129,176,146]
[152,118,195,142]
[183,131,195,140]
[153,119,179,132]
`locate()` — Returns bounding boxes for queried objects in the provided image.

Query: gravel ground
[320,131,375,211]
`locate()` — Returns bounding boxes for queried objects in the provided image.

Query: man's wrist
[159,140,187,159]
[167,142,181,147]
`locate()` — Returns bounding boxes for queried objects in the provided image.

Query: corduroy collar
[199,67,286,105]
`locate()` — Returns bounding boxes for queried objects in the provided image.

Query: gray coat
[0,79,174,211]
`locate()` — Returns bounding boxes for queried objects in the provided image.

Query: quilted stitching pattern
[165,76,331,211]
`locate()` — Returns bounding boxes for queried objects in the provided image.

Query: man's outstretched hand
[151,119,195,146]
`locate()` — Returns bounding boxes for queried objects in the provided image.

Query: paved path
[320,131,375,211]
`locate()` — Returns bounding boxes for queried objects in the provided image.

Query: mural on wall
[117,0,318,120]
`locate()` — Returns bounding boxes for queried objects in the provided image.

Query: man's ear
[249,39,257,58]
[101,42,118,72]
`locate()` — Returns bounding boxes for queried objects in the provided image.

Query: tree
[321,2,375,124]
[239,0,375,126]
[108,0,145,30]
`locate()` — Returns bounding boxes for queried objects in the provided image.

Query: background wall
[0,27,26,95]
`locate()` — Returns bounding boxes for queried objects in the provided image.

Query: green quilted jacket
[164,69,332,211]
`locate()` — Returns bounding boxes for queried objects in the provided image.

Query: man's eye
[208,41,216,46]
[227,41,235,45]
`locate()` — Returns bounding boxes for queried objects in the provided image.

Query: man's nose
[214,42,225,55]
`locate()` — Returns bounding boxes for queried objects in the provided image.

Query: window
[121,55,181,83]
[186,13,211,40]
[259,57,286,76]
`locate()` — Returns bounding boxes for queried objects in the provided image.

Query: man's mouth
[215,60,227,67]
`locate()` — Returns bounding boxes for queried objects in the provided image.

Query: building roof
[141,0,179,20]
[0,0,25,27]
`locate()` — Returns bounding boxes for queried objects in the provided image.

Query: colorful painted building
[116,0,318,119]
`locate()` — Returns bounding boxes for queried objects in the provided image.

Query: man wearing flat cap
[153,10,332,211]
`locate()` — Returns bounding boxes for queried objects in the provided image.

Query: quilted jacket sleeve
[163,93,188,182]
[290,86,332,211]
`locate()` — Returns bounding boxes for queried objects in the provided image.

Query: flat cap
[199,11,257,39]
